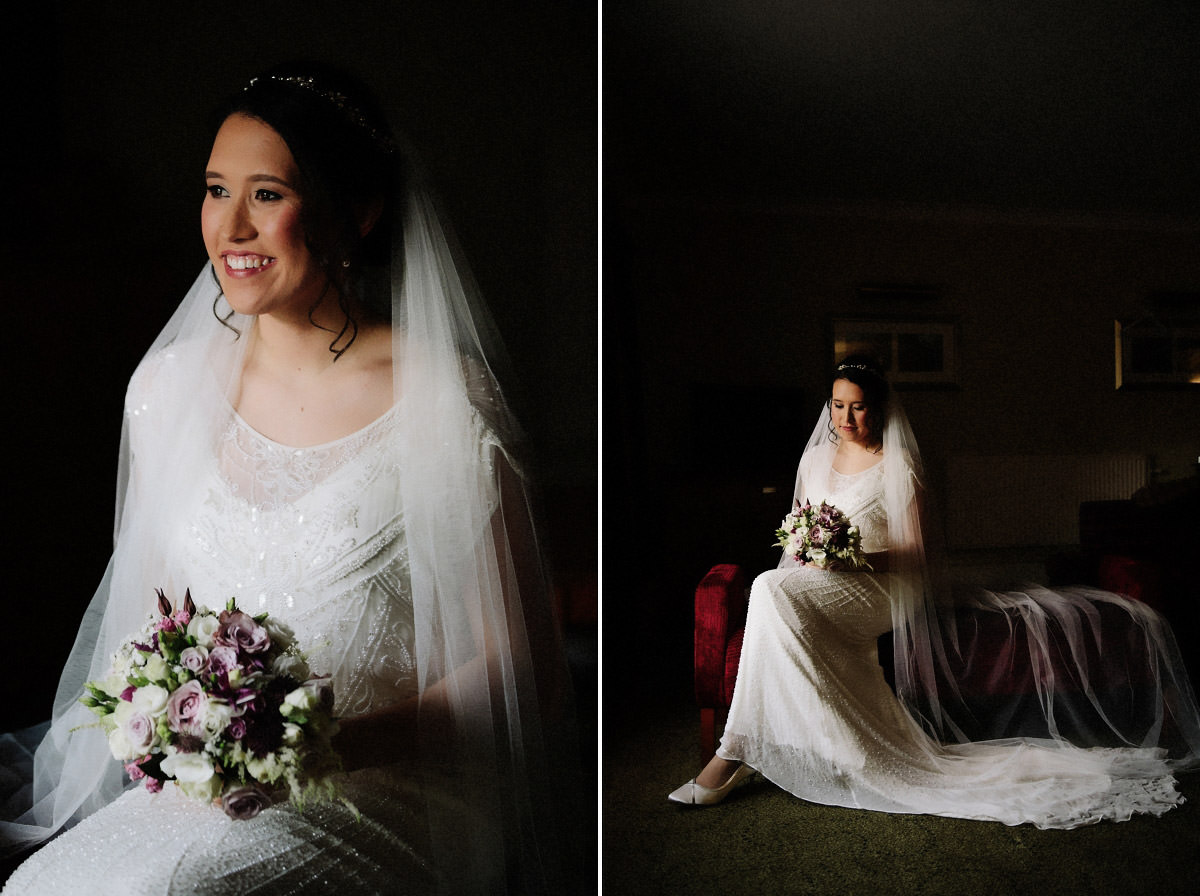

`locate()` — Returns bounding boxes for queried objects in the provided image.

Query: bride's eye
[254,189,283,202]
[205,184,228,199]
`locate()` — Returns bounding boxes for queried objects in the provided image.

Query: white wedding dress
[718,460,1188,830]
[2,356,492,894]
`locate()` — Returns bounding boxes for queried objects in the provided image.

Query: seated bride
[1,63,578,895]
[671,356,1200,830]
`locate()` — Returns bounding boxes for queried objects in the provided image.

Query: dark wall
[3,2,596,730]
[603,1,1200,712]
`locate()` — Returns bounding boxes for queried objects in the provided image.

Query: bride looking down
[670,356,1200,830]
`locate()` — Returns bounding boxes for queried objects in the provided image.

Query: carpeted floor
[603,684,1200,896]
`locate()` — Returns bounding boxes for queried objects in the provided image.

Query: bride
[670,356,1200,829]
[1,64,577,894]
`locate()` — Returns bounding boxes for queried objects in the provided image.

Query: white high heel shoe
[667,763,755,806]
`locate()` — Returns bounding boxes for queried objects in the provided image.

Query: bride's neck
[842,437,880,453]
[835,438,883,464]
[249,309,353,377]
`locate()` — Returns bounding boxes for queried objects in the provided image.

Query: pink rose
[214,611,271,655]
[179,646,209,674]
[221,785,273,820]
[205,645,239,680]
[167,680,207,736]
[124,712,157,753]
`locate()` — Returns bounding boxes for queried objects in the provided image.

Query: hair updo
[210,62,401,347]
[828,354,889,443]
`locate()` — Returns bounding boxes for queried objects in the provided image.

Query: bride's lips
[222,252,277,277]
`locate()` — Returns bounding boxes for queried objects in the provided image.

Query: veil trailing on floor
[792,389,1200,768]
[0,68,579,894]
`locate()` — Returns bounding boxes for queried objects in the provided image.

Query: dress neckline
[229,398,404,452]
[830,457,884,478]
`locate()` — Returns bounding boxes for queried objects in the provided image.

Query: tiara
[837,363,874,372]
[246,75,396,154]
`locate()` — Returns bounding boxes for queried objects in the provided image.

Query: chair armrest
[694,564,748,706]
[1097,554,1166,614]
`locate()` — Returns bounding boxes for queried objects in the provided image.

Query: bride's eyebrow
[204,171,295,189]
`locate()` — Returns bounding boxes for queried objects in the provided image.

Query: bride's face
[830,379,874,445]
[201,113,328,319]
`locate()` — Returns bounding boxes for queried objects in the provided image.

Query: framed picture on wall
[1114,319,1200,389]
[831,318,957,387]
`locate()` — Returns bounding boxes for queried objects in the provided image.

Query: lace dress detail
[827,464,887,554]
[176,410,417,719]
[718,460,1186,830]
[1,408,462,895]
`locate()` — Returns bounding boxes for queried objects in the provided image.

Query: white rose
[272,654,311,682]
[246,753,283,784]
[282,686,320,715]
[262,617,296,652]
[141,654,169,682]
[187,614,220,648]
[160,749,215,784]
[107,726,137,761]
[200,700,235,739]
[178,776,221,802]
[131,684,170,716]
[112,699,136,727]
[282,722,304,747]
[100,674,128,699]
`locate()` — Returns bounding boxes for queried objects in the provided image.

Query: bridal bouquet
[775,499,873,570]
[80,589,343,820]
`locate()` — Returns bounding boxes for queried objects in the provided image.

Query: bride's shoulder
[125,339,211,419]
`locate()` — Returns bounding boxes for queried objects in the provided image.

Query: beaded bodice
[172,408,416,719]
[825,462,888,554]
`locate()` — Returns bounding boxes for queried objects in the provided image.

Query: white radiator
[944,454,1148,549]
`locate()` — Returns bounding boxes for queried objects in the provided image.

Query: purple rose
[221,785,273,820]
[206,646,240,680]
[227,717,248,740]
[179,646,209,674]
[214,611,271,655]
[167,680,207,736]
[124,712,157,753]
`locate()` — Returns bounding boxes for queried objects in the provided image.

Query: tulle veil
[0,77,580,894]
[790,387,1200,767]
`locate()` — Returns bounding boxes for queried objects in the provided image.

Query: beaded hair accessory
[246,75,397,154]
[837,363,879,375]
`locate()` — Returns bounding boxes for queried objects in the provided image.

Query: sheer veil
[791,386,1200,768]
[0,72,578,894]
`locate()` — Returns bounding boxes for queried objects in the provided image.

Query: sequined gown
[3,400,462,894]
[718,461,1185,829]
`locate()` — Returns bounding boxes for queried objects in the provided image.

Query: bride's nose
[222,201,256,242]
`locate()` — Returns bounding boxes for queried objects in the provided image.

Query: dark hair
[210,62,401,354]
[828,354,889,443]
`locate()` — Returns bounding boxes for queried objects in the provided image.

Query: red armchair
[693,564,749,762]
[692,541,1178,757]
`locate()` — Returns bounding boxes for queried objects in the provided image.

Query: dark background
[1,2,596,731]
[604,0,1200,729]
